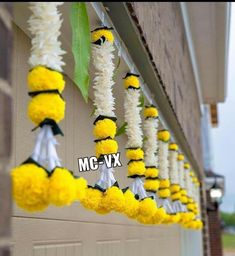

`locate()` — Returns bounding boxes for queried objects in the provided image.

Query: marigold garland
[11,3,87,212]
[157,130,180,224]
[48,167,77,206]
[80,27,125,214]
[123,75,159,224]
[11,163,49,212]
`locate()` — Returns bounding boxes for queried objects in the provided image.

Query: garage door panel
[12,217,182,256]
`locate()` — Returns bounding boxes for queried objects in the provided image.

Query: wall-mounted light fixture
[205,171,224,211]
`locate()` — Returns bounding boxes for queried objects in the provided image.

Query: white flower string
[92,41,115,117]
[28,2,66,72]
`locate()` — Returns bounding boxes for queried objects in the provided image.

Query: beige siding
[10,22,202,256]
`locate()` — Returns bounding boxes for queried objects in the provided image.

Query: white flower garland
[124,89,143,148]
[92,32,117,189]
[92,42,115,117]
[185,170,192,198]
[169,149,178,184]
[158,141,169,179]
[178,159,185,189]
[143,118,158,166]
[28,2,65,171]
[28,2,66,72]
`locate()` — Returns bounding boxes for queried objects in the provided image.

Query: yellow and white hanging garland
[80,27,125,215]
[157,130,180,224]
[143,106,167,224]
[169,144,181,204]
[11,2,87,212]
[183,170,203,229]
[123,74,159,224]
[169,143,184,219]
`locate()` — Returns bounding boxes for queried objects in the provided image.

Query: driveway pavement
[224,250,235,256]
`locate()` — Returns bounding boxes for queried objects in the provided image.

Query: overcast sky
[211,3,235,213]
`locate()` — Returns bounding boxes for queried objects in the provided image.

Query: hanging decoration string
[123,74,159,224]
[80,27,125,215]
[143,105,167,224]
[11,2,87,212]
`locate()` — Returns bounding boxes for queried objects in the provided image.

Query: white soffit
[183,2,230,104]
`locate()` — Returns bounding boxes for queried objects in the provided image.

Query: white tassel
[96,163,116,190]
[157,197,173,214]
[130,178,147,200]
[31,125,47,162]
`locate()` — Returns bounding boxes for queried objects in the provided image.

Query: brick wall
[127,2,203,170]
[0,2,12,254]
[206,191,223,256]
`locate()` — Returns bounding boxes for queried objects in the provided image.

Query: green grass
[223,233,235,249]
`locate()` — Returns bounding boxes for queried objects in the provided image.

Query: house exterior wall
[10,24,189,256]
[8,2,205,256]
[128,2,203,170]
[0,2,12,255]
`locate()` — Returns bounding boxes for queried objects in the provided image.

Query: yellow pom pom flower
[187,203,195,212]
[124,74,140,89]
[91,28,114,43]
[93,119,116,139]
[95,139,118,158]
[171,192,181,201]
[170,184,180,193]
[188,197,194,204]
[177,154,184,161]
[138,198,157,218]
[190,171,194,177]
[11,163,49,212]
[137,215,154,225]
[126,148,144,160]
[102,186,125,213]
[180,195,188,204]
[95,202,111,215]
[157,130,170,142]
[163,213,180,224]
[28,66,65,93]
[152,207,167,224]
[158,188,171,198]
[181,189,187,196]
[123,189,139,219]
[48,167,77,207]
[80,187,103,211]
[196,220,203,230]
[169,143,178,151]
[28,93,65,125]
[144,106,158,118]
[144,179,160,192]
[179,212,195,224]
[171,213,181,224]
[74,177,88,201]
[159,179,170,188]
[127,160,146,177]
[161,214,172,224]
[184,163,190,169]
[145,167,159,178]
